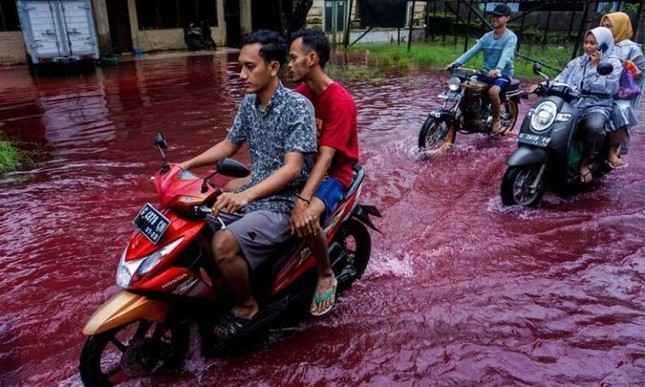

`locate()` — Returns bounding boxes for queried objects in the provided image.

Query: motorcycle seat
[503,79,521,99]
[508,79,520,92]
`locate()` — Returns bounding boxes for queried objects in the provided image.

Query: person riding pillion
[445,4,517,134]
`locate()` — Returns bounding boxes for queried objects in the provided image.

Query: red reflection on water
[0,53,643,386]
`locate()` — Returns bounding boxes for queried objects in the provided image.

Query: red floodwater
[1,52,643,386]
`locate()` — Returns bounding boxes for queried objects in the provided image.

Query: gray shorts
[210,210,291,270]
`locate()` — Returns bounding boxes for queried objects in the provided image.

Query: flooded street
[1,52,644,386]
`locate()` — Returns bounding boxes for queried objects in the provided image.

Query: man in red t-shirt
[288,29,359,316]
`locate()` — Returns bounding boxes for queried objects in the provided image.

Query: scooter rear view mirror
[154,131,168,149]
[597,62,613,76]
[532,62,542,74]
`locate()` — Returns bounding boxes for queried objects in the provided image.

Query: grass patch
[0,135,32,176]
[326,63,386,83]
[346,38,576,79]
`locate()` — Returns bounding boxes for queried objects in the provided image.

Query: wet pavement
[0,51,644,386]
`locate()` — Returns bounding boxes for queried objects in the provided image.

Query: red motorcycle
[79,132,380,386]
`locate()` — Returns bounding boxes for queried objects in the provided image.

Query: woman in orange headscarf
[600,12,645,168]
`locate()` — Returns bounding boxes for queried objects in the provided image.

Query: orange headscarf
[599,12,633,43]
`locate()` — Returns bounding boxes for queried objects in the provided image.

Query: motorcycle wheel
[501,165,545,206]
[498,99,519,135]
[79,320,188,387]
[335,219,372,286]
[418,117,456,154]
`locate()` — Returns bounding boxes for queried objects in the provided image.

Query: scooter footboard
[82,290,168,335]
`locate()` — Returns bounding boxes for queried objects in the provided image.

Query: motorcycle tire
[501,165,545,207]
[418,117,456,154]
[335,218,371,290]
[79,320,188,387]
[498,99,519,135]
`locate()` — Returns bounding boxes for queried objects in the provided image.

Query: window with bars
[0,0,20,32]
[136,0,217,30]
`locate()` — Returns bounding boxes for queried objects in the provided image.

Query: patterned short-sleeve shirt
[227,82,317,214]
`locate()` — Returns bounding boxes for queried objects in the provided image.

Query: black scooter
[500,63,614,206]
[184,21,216,51]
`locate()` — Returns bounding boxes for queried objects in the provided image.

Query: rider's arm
[242,95,317,202]
[239,152,306,203]
[581,56,622,96]
[495,34,517,75]
[626,44,645,82]
[554,57,577,84]
[180,139,239,170]
[297,146,336,202]
[299,94,355,201]
[452,37,484,67]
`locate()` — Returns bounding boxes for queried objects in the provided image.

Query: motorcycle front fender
[507,146,548,167]
[82,290,168,335]
[426,109,454,123]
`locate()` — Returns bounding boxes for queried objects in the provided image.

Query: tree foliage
[277,0,313,36]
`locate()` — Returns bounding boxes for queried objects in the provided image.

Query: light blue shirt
[453,29,518,78]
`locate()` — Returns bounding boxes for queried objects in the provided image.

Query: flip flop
[310,277,338,317]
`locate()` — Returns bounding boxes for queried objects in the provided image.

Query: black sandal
[213,311,255,341]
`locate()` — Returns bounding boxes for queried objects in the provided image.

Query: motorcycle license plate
[133,203,170,245]
[439,91,462,101]
[518,133,551,147]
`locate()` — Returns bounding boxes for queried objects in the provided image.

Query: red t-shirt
[295,82,358,188]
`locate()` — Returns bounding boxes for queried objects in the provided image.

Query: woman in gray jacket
[553,26,622,183]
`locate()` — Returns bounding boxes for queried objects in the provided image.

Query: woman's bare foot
[579,163,593,184]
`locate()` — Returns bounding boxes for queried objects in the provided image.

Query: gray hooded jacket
[554,27,623,115]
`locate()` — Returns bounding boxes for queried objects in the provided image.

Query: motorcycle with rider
[419,4,522,154]
[501,27,622,206]
[79,133,380,386]
[79,30,381,386]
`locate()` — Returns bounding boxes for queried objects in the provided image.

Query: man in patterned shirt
[179,30,317,339]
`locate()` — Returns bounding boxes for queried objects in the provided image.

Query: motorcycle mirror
[199,158,250,194]
[153,132,170,172]
[154,132,168,149]
[597,62,613,76]
[217,158,250,178]
[532,62,542,75]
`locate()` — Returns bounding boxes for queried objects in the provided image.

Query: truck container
[16,0,99,75]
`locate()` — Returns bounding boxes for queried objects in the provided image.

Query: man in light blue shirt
[446,4,518,133]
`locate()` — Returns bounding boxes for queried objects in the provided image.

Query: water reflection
[0,52,643,386]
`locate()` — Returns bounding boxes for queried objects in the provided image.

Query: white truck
[16,0,99,75]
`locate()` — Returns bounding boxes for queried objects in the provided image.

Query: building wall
[0,32,27,65]
[0,0,229,65]
[127,0,227,52]
[308,0,427,29]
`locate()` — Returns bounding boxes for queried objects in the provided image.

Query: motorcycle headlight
[530,101,558,132]
[115,237,184,288]
[448,76,461,92]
